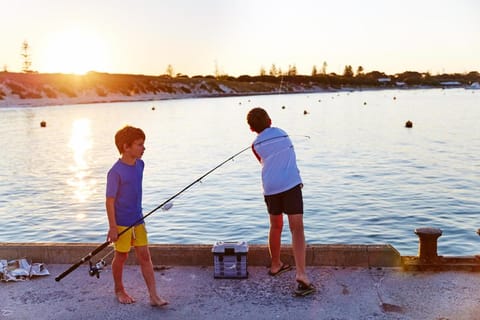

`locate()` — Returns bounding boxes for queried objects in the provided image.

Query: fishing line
[55,134,310,282]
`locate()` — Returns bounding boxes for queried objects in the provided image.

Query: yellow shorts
[114,224,148,253]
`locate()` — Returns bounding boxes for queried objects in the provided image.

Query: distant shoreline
[1,71,477,108]
[2,86,473,109]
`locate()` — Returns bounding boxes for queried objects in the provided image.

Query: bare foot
[150,295,169,307]
[115,289,136,304]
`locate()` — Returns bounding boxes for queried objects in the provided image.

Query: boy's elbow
[106,197,115,205]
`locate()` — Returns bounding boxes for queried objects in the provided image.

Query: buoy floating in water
[405,120,413,128]
[40,121,46,127]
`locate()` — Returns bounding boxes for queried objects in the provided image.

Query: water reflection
[1,90,480,255]
[68,118,95,206]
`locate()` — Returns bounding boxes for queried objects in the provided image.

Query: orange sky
[2,0,479,76]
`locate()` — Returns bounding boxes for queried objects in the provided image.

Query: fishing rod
[55,145,251,281]
[55,134,308,282]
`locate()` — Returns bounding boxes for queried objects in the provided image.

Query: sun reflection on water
[68,118,96,206]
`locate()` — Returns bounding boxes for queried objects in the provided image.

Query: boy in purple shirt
[106,125,168,306]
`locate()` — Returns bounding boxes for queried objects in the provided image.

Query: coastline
[0,86,447,109]
[0,84,337,108]
[2,71,475,109]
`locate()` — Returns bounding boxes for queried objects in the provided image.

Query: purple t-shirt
[106,159,144,226]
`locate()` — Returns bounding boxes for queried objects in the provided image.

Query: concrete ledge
[402,255,480,272]
[0,243,401,267]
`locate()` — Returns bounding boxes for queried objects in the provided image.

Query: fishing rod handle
[55,241,111,282]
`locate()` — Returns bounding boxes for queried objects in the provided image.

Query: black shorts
[264,184,303,215]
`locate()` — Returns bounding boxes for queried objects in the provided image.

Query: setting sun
[41,28,109,74]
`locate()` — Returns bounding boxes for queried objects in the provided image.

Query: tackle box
[212,241,248,279]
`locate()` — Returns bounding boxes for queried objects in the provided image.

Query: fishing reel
[89,260,107,278]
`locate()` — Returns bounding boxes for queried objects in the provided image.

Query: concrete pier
[2,243,480,319]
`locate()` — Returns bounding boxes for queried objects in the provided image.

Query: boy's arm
[106,197,118,242]
[251,145,261,163]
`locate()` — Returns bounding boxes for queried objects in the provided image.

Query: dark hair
[114,125,145,154]
[247,107,271,133]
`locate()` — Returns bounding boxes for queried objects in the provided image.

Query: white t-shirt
[252,127,302,195]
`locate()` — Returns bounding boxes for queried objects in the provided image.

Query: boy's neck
[259,126,271,134]
[120,154,137,166]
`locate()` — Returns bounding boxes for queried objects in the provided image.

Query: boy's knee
[135,247,152,262]
[114,251,129,262]
[288,221,304,233]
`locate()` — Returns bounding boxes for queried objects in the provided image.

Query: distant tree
[343,65,354,77]
[321,61,328,74]
[269,64,278,76]
[287,64,297,76]
[259,66,266,76]
[166,64,174,77]
[466,71,479,77]
[356,66,364,76]
[366,70,388,78]
[20,40,32,73]
[214,60,222,79]
[3,64,8,72]
[311,65,318,76]
[466,71,480,82]
[395,71,421,82]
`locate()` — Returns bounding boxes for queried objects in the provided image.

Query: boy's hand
[107,227,118,242]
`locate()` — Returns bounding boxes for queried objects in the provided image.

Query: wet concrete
[2,264,480,320]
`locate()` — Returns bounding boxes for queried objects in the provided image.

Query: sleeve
[106,169,120,198]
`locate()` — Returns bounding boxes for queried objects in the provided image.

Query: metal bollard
[414,227,442,263]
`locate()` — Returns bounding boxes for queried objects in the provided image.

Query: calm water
[0,88,479,256]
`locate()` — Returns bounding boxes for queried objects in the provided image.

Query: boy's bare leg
[287,214,311,285]
[112,251,136,304]
[268,214,285,273]
[135,246,168,307]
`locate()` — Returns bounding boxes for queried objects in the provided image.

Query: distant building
[468,82,480,89]
[440,81,462,86]
[377,77,391,83]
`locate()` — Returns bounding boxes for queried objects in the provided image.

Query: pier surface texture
[1,243,480,319]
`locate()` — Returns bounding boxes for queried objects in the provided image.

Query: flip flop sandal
[268,263,293,276]
[294,280,316,297]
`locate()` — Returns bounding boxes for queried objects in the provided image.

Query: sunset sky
[2,0,479,76]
